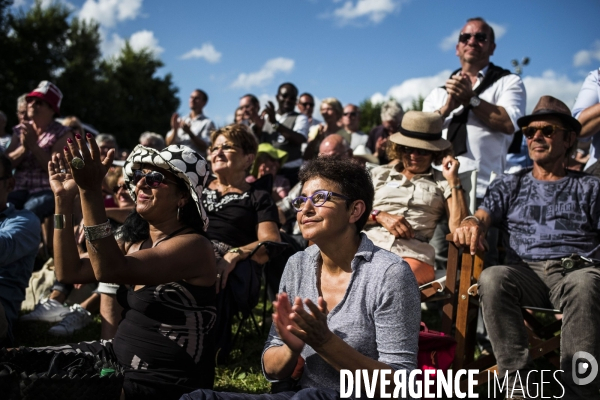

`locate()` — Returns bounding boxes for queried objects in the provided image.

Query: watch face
[470,96,481,107]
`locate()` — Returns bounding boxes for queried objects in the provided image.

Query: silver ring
[216,273,221,279]
[71,157,85,170]
[60,169,66,173]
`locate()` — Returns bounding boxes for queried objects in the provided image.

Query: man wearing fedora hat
[454,96,600,399]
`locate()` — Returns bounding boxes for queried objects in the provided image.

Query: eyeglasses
[133,170,178,188]
[210,143,240,154]
[300,102,314,107]
[112,183,127,193]
[291,190,350,212]
[400,146,432,156]
[522,124,568,140]
[458,32,488,44]
[344,112,358,117]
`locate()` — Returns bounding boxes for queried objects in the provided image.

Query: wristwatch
[271,121,280,131]
[469,96,481,108]
[371,209,381,222]
[228,247,241,254]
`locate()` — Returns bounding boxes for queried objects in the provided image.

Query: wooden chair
[442,233,562,391]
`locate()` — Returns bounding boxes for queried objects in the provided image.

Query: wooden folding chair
[443,233,562,391]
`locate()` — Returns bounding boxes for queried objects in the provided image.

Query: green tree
[0,0,179,149]
[99,43,179,149]
[358,99,382,133]
[406,95,424,112]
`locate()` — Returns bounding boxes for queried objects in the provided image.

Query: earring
[177,207,181,221]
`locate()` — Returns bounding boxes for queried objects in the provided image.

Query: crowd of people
[0,16,599,400]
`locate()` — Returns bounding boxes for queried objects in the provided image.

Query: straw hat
[389,111,451,152]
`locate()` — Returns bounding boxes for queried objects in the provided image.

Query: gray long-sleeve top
[262,233,420,391]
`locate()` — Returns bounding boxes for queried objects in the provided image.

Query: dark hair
[465,17,495,44]
[0,153,12,178]
[194,89,208,103]
[241,94,260,108]
[119,177,207,244]
[299,92,314,101]
[299,157,374,233]
[278,82,298,95]
[386,141,453,168]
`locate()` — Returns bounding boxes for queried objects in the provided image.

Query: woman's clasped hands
[272,293,334,354]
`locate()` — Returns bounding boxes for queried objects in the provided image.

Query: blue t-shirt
[480,169,600,263]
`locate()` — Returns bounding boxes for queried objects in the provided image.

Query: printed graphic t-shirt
[481,168,600,263]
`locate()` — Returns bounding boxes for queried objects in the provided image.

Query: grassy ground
[14,300,560,398]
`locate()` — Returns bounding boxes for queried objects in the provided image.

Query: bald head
[318,134,352,159]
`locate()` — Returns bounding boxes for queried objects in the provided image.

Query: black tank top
[112,230,217,397]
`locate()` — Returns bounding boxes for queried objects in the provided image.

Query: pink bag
[418,322,456,372]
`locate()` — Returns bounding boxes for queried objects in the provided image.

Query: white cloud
[522,70,583,113]
[439,29,461,51]
[79,0,142,28]
[370,70,451,109]
[573,40,600,67]
[129,30,163,56]
[101,30,162,57]
[258,93,277,109]
[330,0,402,25]
[180,43,222,63]
[439,21,507,51]
[230,58,295,89]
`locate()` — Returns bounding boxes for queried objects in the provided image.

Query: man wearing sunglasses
[423,17,525,201]
[259,82,309,187]
[297,92,321,128]
[453,96,600,399]
[341,104,368,151]
[423,17,526,276]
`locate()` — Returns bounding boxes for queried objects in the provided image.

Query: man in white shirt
[342,104,368,151]
[423,17,526,200]
[297,92,321,128]
[166,89,216,157]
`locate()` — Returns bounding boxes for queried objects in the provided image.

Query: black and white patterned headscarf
[123,145,210,231]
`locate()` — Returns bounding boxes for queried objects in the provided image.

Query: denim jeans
[479,261,600,399]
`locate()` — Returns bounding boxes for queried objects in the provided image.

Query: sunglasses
[292,190,350,212]
[300,102,314,107]
[344,112,358,117]
[209,143,239,154]
[133,170,178,188]
[112,183,127,193]
[522,124,568,140]
[400,146,432,156]
[458,32,488,44]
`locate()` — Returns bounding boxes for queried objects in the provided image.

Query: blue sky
[13,0,600,129]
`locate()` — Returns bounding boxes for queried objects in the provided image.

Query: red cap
[26,81,63,116]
